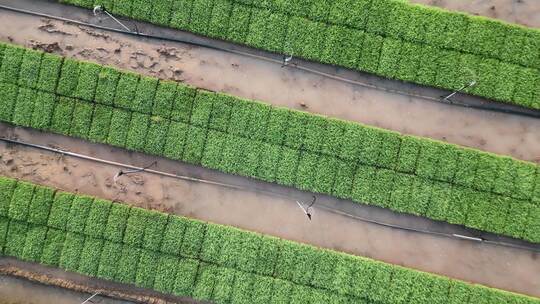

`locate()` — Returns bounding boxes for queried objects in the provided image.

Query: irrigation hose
[1,137,538,253]
[0,4,538,119]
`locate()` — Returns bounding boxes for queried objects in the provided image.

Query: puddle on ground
[411,0,540,28]
[0,275,133,304]
[0,12,538,163]
[1,127,538,298]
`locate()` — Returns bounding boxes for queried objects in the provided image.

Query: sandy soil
[1,126,539,297]
[0,11,538,163]
[411,0,540,28]
[0,274,134,304]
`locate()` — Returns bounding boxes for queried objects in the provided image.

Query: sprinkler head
[93,5,104,16]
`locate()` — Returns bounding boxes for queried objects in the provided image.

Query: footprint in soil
[128,174,145,185]
[77,47,111,61]
[129,52,157,70]
[38,20,75,36]
[96,47,110,57]
[173,68,184,79]
[78,48,94,58]
[81,172,98,187]
[157,46,180,59]
[1,155,14,166]
[478,138,487,147]
[113,184,128,199]
[29,40,63,54]
[62,165,71,174]
[78,25,111,40]
[162,65,185,80]
[104,177,114,188]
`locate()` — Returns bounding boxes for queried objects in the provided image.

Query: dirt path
[0,274,135,304]
[0,8,538,163]
[0,258,200,304]
[411,0,540,28]
[1,125,539,297]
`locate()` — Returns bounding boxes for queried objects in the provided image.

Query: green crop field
[0,42,539,243]
[0,176,538,303]
[57,0,540,110]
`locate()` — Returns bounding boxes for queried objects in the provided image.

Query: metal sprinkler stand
[113,160,157,184]
[441,68,478,102]
[281,42,294,68]
[296,195,316,221]
[80,292,100,304]
[281,54,293,67]
[93,5,135,33]
[442,80,477,102]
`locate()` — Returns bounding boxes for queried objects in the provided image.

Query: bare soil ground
[411,0,540,28]
[0,257,200,304]
[1,125,539,298]
[0,10,538,163]
[0,274,134,304]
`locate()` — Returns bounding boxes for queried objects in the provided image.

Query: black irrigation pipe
[0,3,539,119]
[1,136,539,253]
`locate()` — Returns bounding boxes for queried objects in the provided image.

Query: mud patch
[0,258,199,304]
[29,40,63,53]
[411,0,540,28]
[38,19,75,36]
[0,274,134,304]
